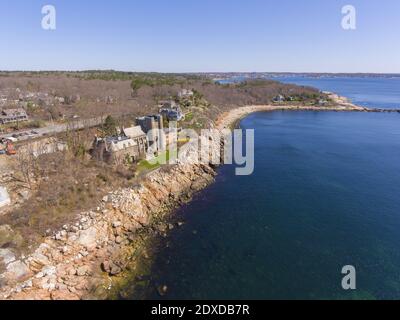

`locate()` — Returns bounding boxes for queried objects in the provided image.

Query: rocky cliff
[0,161,217,300]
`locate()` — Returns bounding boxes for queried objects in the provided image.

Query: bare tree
[12,144,40,190]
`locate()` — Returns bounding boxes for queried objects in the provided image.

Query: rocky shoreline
[0,162,217,300]
[0,102,392,300]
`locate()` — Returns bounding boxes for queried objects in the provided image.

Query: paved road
[0,117,104,142]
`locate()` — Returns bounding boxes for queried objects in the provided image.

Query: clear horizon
[1,70,400,75]
[1,0,399,73]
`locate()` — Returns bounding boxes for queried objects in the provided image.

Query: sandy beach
[216,102,366,130]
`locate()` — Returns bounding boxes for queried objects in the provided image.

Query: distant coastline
[206,72,400,81]
[216,99,365,131]
[216,75,400,110]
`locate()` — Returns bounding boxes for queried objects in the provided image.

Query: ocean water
[270,76,400,109]
[131,110,400,300]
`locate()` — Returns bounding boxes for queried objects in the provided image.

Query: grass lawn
[137,149,178,174]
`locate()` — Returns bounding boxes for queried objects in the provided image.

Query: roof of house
[123,126,146,139]
[105,136,137,152]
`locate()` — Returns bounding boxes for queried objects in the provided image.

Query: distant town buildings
[0,108,29,124]
[0,87,87,111]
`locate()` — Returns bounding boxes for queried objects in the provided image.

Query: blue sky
[0,0,399,73]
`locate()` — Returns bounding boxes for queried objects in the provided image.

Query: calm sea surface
[271,76,400,109]
[127,78,400,300]
[219,76,400,109]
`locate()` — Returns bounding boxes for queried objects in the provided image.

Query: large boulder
[29,252,51,272]
[5,260,31,282]
[77,227,98,251]
[101,260,122,276]
[0,248,16,265]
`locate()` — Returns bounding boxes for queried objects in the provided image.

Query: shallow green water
[131,111,400,300]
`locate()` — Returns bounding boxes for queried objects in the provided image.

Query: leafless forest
[0,71,325,123]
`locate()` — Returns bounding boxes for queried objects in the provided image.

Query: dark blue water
[270,76,400,109]
[139,111,400,300]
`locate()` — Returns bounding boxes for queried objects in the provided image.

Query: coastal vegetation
[137,149,178,174]
[0,71,336,299]
[0,72,330,249]
[0,71,327,125]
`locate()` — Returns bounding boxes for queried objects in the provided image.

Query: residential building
[136,115,166,154]
[160,108,184,121]
[122,126,147,157]
[91,136,141,164]
[272,95,285,103]
[0,108,29,124]
[91,126,148,164]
